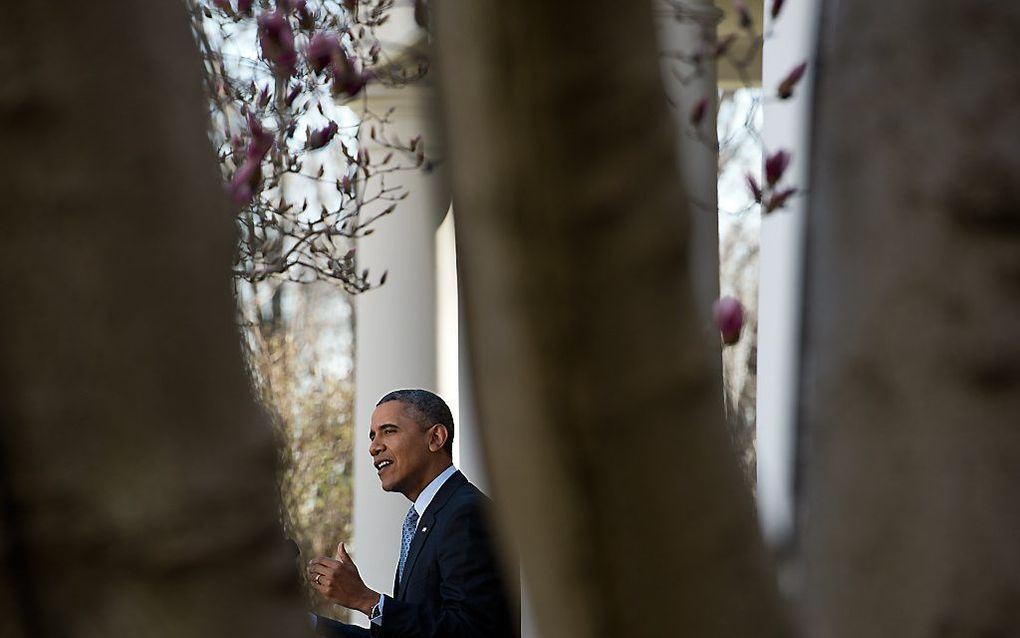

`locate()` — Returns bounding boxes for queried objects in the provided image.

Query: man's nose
[369,439,382,455]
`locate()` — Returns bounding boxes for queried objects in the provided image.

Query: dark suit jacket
[316,471,517,638]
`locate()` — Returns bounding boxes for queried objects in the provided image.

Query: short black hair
[377,389,454,457]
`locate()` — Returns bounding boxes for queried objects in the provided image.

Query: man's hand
[308,542,380,616]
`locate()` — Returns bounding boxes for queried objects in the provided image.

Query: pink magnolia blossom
[237,0,253,16]
[248,132,273,161]
[258,10,297,75]
[745,172,763,203]
[307,121,339,150]
[245,109,262,134]
[228,157,262,205]
[330,51,370,98]
[284,84,301,107]
[765,187,797,213]
[690,97,708,126]
[777,61,808,99]
[245,112,273,160]
[764,149,791,187]
[306,32,341,74]
[295,1,315,29]
[712,296,745,346]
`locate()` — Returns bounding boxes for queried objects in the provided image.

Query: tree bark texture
[0,3,305,637]
[432,2,787,637]
[801,1,1020,636]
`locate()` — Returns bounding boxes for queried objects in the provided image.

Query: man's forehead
[371,400,417,426]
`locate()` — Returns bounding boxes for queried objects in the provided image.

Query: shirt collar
[414,464,457,517]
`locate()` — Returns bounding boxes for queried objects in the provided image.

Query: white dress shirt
[413,464,458,518]
[371,464,458,624]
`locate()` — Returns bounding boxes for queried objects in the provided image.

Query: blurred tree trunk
[800,1,1020,636]
[0,3,304,637]
[432,2,787,637]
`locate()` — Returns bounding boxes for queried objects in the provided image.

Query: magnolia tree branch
[185,0,431,294]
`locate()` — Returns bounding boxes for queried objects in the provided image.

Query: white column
[454,319,489,495]
[756,0,821,548]
[352,82,449,622]
[435,208,461,461]
[436,209,490,495]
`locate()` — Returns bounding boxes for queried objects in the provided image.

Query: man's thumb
[336,542,348,561]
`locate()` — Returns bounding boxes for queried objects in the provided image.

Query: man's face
[369,401,434,497]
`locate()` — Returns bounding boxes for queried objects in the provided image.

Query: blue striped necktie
[398,505,419,582]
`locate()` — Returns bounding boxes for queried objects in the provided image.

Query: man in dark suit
[307,389,516,638]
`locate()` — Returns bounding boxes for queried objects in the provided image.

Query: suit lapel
[396,470,467,599]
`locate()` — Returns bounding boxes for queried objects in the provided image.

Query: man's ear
[428,424,448,453]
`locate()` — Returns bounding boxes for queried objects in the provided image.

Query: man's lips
[374,459,393,474]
